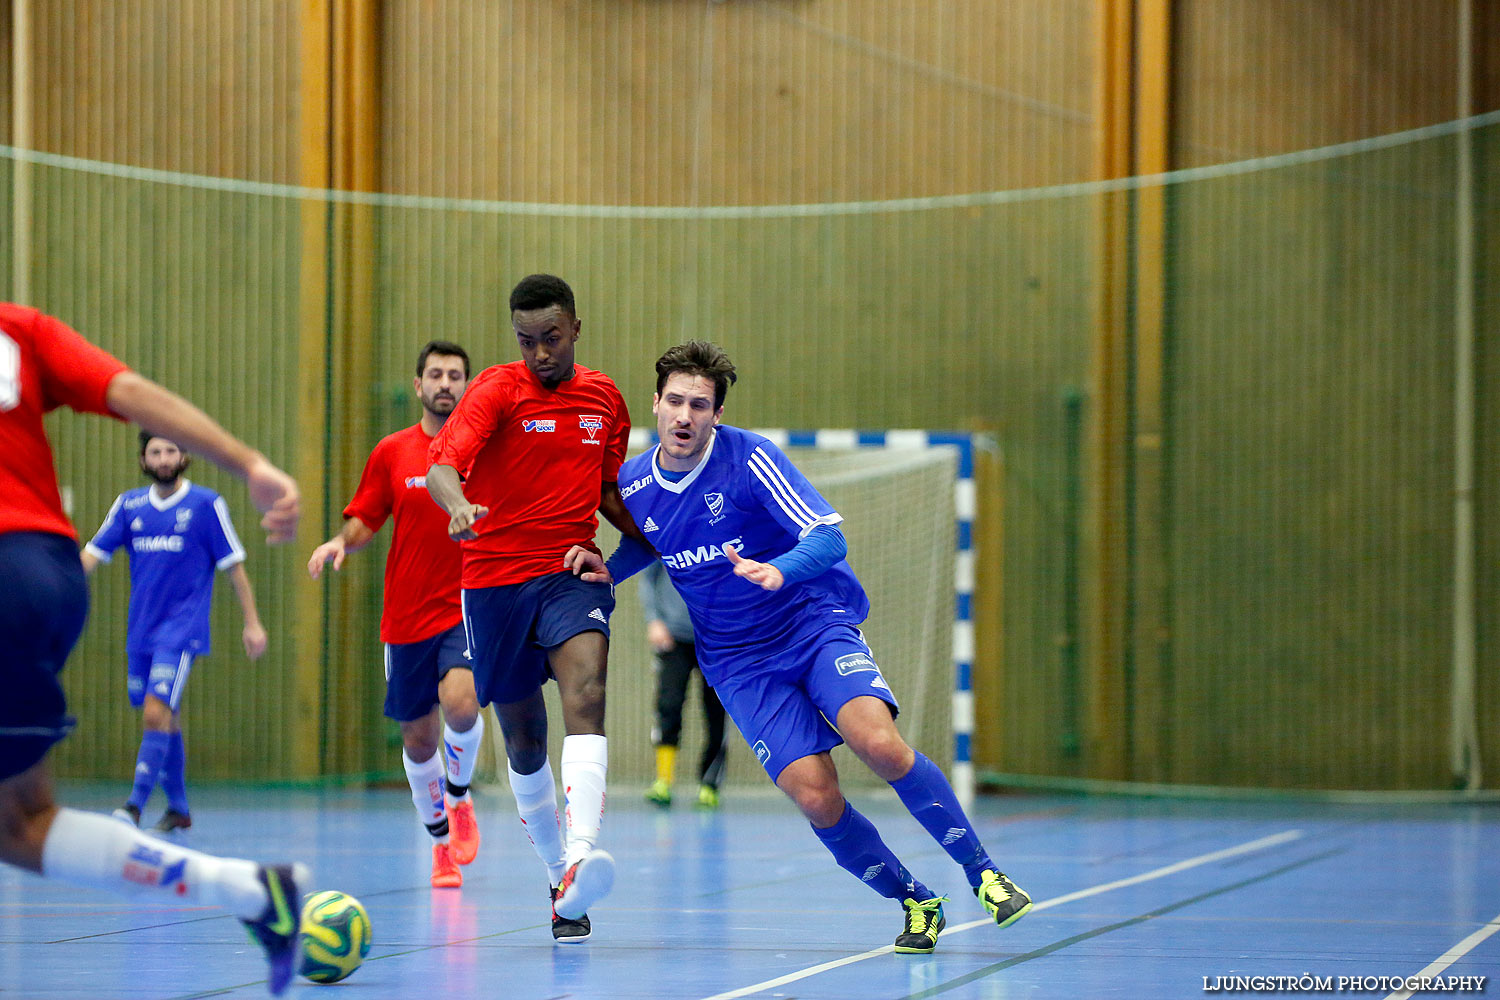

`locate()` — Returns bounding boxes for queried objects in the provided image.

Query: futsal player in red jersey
[308,340,484,889]
[0,304,307,994]
[426,274,644,943]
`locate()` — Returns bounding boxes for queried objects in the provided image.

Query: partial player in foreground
[308,340,485,888]
[0,305,306,994]
[426,274,640,942]
[82,430,270,835]
[569,341,1032,954]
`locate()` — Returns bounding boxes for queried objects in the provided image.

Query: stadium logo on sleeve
[578,415,605,442]
[522,419,556,433]
[753,741,771,767]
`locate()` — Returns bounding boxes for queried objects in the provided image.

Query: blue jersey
[85,480,245,655]
[616,425,869,682]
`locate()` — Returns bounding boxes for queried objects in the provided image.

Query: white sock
[443,713,485,794]
[560,734,608,868]
[41,807,268,920]
[507,758,565,885]
[403,749,448,840]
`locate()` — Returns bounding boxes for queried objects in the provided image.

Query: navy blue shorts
[384,623,471,722]
[461,572,615,706]
[0,532,87,780]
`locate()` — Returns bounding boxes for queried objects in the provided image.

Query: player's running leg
[837,696,1032,929]
[494,691,586,941]
[156,726,192,832]
[1,761,306,994]
[776,752,946,953]
[402,730,460,888]
[548,630,614,922]
[121,687,175,823]
[438,663,483,865]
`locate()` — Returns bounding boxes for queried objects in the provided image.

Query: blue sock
[812,800,930,903]
[890,751,994,887]
[160,731,189,814]
[127,731,171,810]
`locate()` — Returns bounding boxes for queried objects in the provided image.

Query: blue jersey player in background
[82,430,269,834]
[566,340,1031,954]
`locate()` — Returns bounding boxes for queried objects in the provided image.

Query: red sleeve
[601,381,630,483]
[429,367,508,477]
[30,310,130,416]
[342,436,394,533]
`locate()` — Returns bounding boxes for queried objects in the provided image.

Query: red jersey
[428,361,630,589]
[0,305,129,539]
[343,422,464,644]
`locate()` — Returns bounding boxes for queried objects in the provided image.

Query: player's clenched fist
[446,504,488,541]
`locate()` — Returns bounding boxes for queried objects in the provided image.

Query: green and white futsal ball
[298,890,373,984]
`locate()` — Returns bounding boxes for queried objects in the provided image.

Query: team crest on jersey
[130,517,144,531]
[404,476,427,489]
[522,419,556,433]
[704,492,725,520]
[174,508,193,532]
[578,415,605,442]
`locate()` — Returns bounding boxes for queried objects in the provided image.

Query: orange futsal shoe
[430,842,462,888]
[448,797,480,866]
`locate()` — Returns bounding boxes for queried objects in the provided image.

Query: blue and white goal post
[628,428,981,808]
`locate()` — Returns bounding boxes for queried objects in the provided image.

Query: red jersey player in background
[426,274,645,943]
[308,340,484,888]
[0,304,307,994]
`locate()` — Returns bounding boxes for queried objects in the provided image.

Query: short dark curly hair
[508,273,576,317]
[654,341,738,409]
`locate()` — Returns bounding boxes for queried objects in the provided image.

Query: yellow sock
[655,745,678,785]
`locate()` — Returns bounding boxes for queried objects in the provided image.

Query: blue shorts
[0,532,87,780]
[708,623,900,782]
[461,572,615,706]
[384,623,471,722]
[127,649,196,711]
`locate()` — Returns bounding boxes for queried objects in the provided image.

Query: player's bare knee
[401,736,439,763]
[849,731,914,781]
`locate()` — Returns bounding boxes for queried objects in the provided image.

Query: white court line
[1383,911,1500,1000]
[697,828,1305,1000]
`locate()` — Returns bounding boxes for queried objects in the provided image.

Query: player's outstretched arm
[307,516,376,578]
[226,563,268,660]
[104,372,300,543]
[425,463,488,541]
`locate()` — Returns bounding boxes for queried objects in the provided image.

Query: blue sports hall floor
[1,783,1496,999]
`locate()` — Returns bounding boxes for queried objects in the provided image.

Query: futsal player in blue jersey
[82,431,270,835]
[567,341,1031,954]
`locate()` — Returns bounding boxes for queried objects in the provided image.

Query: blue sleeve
[744,439,843,540]
[604,532,657,583]
[205,495,247,570]
[768,522,848,585]
[85,494,129,562]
